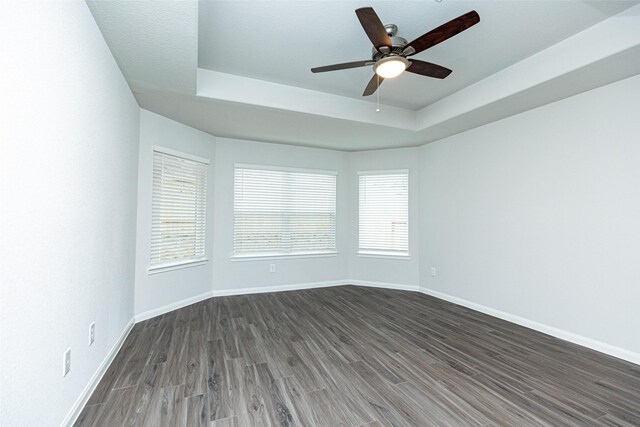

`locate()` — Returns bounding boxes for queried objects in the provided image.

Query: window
[359,170,409,256]
[149,149,208,271]
[233,164,337,258]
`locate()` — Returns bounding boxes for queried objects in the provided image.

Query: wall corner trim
[419,286,640,366]
[61,318,135,427]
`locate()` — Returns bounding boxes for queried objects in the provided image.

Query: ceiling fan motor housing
[372,24,408,60]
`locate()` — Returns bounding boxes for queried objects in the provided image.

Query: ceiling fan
[311,7,480,96]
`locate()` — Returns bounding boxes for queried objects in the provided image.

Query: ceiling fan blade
[363,74,384,96]
[406,60,452,79]
[355,7,392,51]
[404,11,480,56]
[311,60,373,73]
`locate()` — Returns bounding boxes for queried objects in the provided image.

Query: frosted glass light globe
[374,57,409,78]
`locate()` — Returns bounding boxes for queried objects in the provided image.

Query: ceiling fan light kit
[310,7,480,97]
[374,56,409,79]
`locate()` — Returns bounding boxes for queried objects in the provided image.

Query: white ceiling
[87,0,197,93]
[88,0,640,151]
[198,0,636,110]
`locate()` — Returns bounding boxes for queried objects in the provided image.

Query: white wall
[0,2,140,426]
[134,121,350,314]
[420,74,640,358]
[347,148,421,287]
[212,137,349,292]
[135,110,216,317]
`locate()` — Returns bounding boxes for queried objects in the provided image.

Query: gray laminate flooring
[75,286,640,426]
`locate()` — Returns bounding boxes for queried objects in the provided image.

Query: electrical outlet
[89,322,95,345]
[431,267,437,277]
[269,264,276,273]
[63,348,71,377]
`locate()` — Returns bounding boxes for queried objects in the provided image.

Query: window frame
[357,169,410,259]
[147,146,210,274]
[231,163,338,260]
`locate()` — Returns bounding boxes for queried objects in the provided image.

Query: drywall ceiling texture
[86,0,198,93]
[0,2,140,426]
[91,0,640,151]
[420,73,640,361]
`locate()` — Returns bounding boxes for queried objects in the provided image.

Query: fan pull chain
[376,74,380,112]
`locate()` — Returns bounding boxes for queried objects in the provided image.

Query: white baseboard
[62,318,135,427]
[211,280,345,297]
[345,280,419,292]
[135,290,214,322]
[419,286,640,366]
[133,280,417,322]
[134,281,347,322]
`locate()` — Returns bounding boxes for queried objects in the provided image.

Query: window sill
[231,252,338,262]
[357,252,411,260]
[147,258,209,275]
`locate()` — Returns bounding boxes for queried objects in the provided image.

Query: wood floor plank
[210,416,240,427]
[186,394,209,427]
[76,286,640,427]
[162,323,190,388]
[471,373,588,427]
[124,363,165,426]
[254,362,297,426]
[146,314,174,365]
[220,300,242,359]
[276,376,316,427]
[234,317,267,366]
[287,341,326,393]
[226,358,253,426]
[114,328,156,389]
[205,298,222,341]
[428,363,547,426]
[153,384,187,427]
[597,413,639,427]
[206,339,232,421]
[390,381,470,427]
[91,386,137,427]
[306,388,351,427]
[313,349,377,426]
[242,363,273,426]
[185,329,208,398]
[73,404,102,427]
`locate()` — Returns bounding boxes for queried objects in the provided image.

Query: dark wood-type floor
[75,286,640,427]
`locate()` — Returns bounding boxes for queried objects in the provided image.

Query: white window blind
[233,165,337,257]
[359,171,409,256]
[150,149,208,269]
